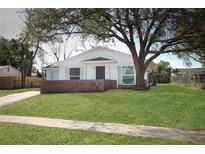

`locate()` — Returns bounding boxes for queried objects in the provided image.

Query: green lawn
[0,123,197,144]
[0,88,39,97]
[0,84,204,130]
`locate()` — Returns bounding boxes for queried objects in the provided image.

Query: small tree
[0,37,27,68]
[0,36,40,88]
[18,33,40,88]
[43,36,93,63]
[153,60,172,83]
[17,9,45,88]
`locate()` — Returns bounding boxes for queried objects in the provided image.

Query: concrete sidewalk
[0,115,204,143]
[0,91,40,107]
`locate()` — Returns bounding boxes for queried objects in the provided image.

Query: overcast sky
[0,8,202,68]
[0,8,24,39]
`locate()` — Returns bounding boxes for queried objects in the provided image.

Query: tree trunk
[21,59,26,88]
[128,45,148,90]
[21,71,26,88]
[27,64,32,76]
[135,63,147,90]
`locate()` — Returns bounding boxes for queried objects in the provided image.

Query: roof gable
[45,47,132,68]
[66,47,131,61]
[0,65,21,76]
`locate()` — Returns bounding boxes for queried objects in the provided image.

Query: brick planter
[41,80,117,94]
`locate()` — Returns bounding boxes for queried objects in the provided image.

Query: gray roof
[45,64,59,68]
[0,65,18,70]
[0,65,10,70]
[83,57,112,62]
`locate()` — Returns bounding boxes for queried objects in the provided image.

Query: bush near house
[148,61,172,85]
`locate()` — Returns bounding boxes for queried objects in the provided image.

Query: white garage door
[51,70,59,80]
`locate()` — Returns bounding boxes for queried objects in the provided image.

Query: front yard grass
[0,84,204,130]
[0,122,197,144]
[0,88,40,97]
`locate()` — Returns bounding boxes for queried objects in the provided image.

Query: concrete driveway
[0,91,40,107]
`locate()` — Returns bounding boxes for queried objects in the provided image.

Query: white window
[122,66,134,84]
[70,68,80,80]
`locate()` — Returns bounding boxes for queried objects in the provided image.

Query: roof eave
[44,67,59,70]
[81,60,116,64]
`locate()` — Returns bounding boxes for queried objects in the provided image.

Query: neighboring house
[45,47,154,88]
[0,65,21,77]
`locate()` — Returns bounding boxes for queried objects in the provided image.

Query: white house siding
[110,63,117,80]
[59,66,65,80]
[86,64,95,79]
[117,65,122,85]
[46,70,51,80]
[65,67,70,80]
[80,67,84,80]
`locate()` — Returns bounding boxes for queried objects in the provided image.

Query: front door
[96,66,105,79]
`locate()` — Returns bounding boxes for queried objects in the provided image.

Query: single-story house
[44,47,153,91]
[0,65,21,77]
[0,65,21,89]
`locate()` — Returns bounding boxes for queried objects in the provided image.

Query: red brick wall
[118,84,135,89]
[104,80,117,90]
[118,80,149,89]
[41,80,117,93]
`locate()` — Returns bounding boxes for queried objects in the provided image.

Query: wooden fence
[171,74,205,89]
[25,77,42,88]
[0,76,42,89]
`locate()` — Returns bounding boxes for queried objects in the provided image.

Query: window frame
[69,68,80,80]
[121,66,135,85]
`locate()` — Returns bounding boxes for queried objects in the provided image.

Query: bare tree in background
[40,35,101,63]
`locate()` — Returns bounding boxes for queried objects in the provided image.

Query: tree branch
[109,30,127,43]
[145,9,170,51]
[148,47,198,54]
[25,41,40,74]
[143,9,161,47]
[187,54,205,64]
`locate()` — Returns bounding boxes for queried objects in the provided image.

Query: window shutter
[117,65,122,84]
[80,67,84,80]
[65,67,70,80]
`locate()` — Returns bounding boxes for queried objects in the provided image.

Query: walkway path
[0,91,40,107]
[0,115,204,143]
